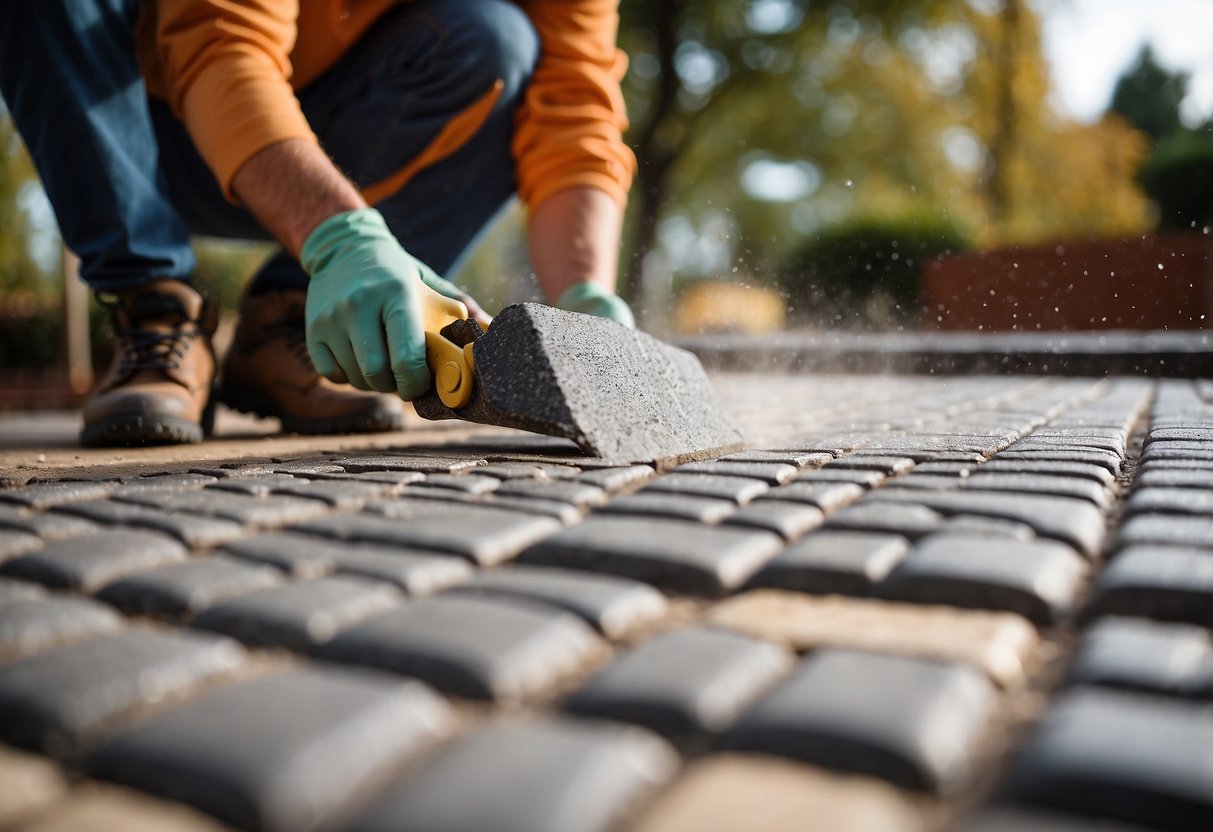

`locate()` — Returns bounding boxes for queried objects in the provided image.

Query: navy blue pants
[0,1,538,293]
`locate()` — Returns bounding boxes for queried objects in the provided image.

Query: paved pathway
[1,373,1211,831]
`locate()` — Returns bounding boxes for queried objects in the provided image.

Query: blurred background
[2,0,1212,408]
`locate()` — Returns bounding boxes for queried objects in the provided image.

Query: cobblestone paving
[1,373,1212,831]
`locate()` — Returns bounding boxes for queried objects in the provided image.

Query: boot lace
[102,296,200,374]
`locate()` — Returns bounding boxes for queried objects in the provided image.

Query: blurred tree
[1108,45,1187,142]
[0,104,53,297]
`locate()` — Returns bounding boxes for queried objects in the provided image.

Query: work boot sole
[80,406,212,448]
[217,384,403,435]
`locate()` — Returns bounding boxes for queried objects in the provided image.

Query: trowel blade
[413,303,744,466]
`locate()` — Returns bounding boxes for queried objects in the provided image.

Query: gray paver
[962,473,1112,508]
[1125,487,1213,517]
[0,505,100,541]
[408,473,501,495]
[824,502,945,539]
[795,468,888,488]
[320,594,600,701]
[1135,468,1213,490]
[491,478,607,508]
[521,516,784,595]
[825,455,917,474]
[88,667,452,832]
[722,648,996,792]
[479,494,587,525]
[115,490,331,528]
[641,473,769,505]
[563,628,793,742]
[574,464,656,492]
[720,450,834,468]
[0,529,187,592]
[673,461,800,485]
[943,515,1037,541]
[260,478,395,509]
[748,531,909,596]
[113,473,219,494]
[192,576,404,651]
[722,500,824,540]
[0,596,125,659]
[314,502,562,566]
[1086,546,1213,627]
[328,454,486,474]
[1002,689,1213,830]
[223,531,473,594]
[96,556,283,618]
[0,529,42,561]
[760,481,865,513]
[0,481,114,509]
[599,492,737,524]
[0,577,45,603]
[347,718,678,832]
[53,500,247,548]
[1066,617,1213,698]
[0,628,245,754]
[876,535,1088,625]
[994,448,1122,474]
[449,564,668,638]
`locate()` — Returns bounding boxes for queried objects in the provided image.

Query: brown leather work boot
[218,289,403,434]
[81,280,217,447]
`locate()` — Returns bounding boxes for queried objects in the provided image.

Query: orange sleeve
[514,0,636,212]
[154,0,316,201]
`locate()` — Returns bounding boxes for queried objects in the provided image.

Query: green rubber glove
[300,207,442,400]
[556,281,636,329]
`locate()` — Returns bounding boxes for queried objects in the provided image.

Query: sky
[1032,0,1213,126]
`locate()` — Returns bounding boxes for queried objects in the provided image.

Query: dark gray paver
[0,505,99,541]
[320,594,600,701]
[223,531,473,594]
[261,479,395,509]
[88,667,452,832]
[824,502,945,539]
[347,718,678,832]
[0,577,44,603]
[52,500,247,548]
[641,473,769,505]
[1135,468,1213,489]
[1066,617,1213,698]
[0,596,125,658]
[977,462,1117,487]
[720,449,834,468]
[864,490,1106,557]
[722,500,824,540]
[192,576,404,652]
[574,465,655,492]
[1125,488,1213,517]
[0,628,245,754]
[1002,688,1213,830]
[721,648,995,792]
[962,473,1112,508]
[748,531,909,596]
[599,492,737,524]
[761,481,865,513]
[0,481,114,509]
[520,516,784,595]
[944,515,1037,542]
[993,448,1122,474]
[341,469,428,487]
[96,556,283,618]
[825,455,916,475]
[0,529,187,592]
[563,628,793,743]
[115,490,331,528]
[408,473,501,495]
[795,468,888,488]
[113,472,220,494]
[1086,547,1213,627]
[880,473,965,491]
[328,454,486,474]
[491,479,607,508]
[0,529,41,561]
[876,535,1088,625]
[1146,427,1213,444]
[312,502,562,566]
[479,494,587,525]
[673,461,799,485]
[448,565,668,638]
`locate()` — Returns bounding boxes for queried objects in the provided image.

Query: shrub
[1139,130,1213,231]
[777,214,970,328]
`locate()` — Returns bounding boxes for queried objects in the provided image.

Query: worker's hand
[556,281,635,329]
[300,208,434,400]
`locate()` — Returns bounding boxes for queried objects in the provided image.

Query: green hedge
[777,215,970,327]
[1139,130,1213,231]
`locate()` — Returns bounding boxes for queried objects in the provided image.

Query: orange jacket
[137,1,634,211]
